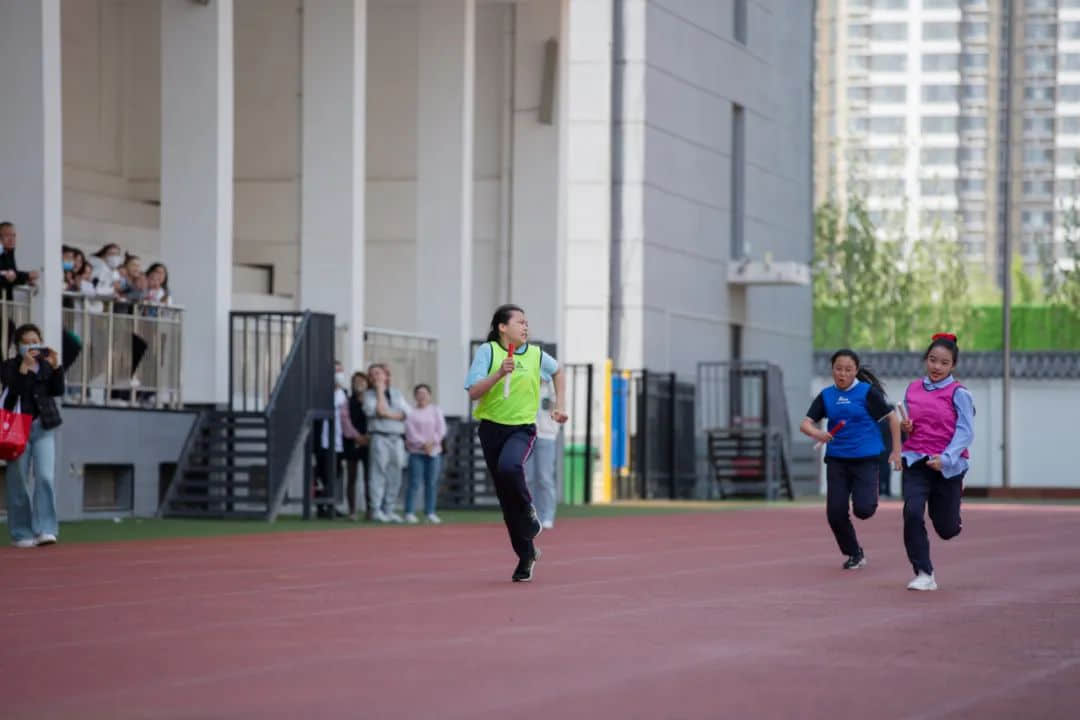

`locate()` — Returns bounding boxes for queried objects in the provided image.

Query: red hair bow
[932,333,957,342]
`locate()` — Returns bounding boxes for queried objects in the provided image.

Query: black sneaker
[512,548,542,582]
[843,549,867,570]
[527,506,543,540]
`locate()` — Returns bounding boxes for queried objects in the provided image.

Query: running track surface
[2,503,1079,719]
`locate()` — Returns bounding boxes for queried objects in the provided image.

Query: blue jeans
[5,420,58,542]
[524,437,557,525]
[405,453,442,516]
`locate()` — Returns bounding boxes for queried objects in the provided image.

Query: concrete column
[507,0,563,350]
[0,0,63,347]
[562,0,612,365]
[300,0,367,371]
[161,0,234,405]
[416,0,475,415]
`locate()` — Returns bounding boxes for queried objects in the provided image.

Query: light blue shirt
[900,375,975,479]
[464,343,558,389]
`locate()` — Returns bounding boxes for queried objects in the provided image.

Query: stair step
[161,508,269,520]
[196,450,268,460]
[185,464,267,475]
[194,438,268,447]
[176,478,267,489]
[169,493,269,504]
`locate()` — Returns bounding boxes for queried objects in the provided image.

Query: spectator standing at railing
[3,323,64,548]
[403,383,447,524]
[144,263,171,305]
[0,222,39,300]
[87,243,125,295]
[62,246,87,292]
[364,364,410,523]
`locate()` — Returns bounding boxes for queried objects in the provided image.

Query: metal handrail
[61,292,184,409]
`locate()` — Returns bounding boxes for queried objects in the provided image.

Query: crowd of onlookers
[63,242,171,308]
[315,360,559,529]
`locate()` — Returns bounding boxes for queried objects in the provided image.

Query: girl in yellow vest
[466,304,567,582]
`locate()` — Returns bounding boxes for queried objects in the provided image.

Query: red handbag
[0,393,32,461]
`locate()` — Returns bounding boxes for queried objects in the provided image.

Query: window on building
[1023,180,1054,196]
[961,53,988,70]
[850,147,907,165]
[870,85,907,102]
[1061,85,1080,103]
[1026,23,1055,42]
[1060,117,1080,134]
[1063,22,1080,41]
[922,53,958,71]
[851,116,906,134]
[921,147,958,165]
[1062,54,1080,72]
[922,116,958,133]
[1026,147,1055,164]
[962,22,988,41]
[923,84,960,102]
[870,53,907,71]
[1024,85,1055,102]
[923,0,958,8]
[1025,53,1055,73]
[921,178,957,196]
[1024,117,1055,134]
[731,103,745,259]
[734,0,747,45]
[868,178,906,197]
[872,22,908,41]
[923,22,959,41]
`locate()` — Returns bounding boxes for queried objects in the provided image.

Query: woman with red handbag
[3,323,65,548]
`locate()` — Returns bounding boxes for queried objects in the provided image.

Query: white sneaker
[426,513,442,524]
[372,510,390,523]
[386,512,404,524]
[11,539,35,549]
[404,513,419,524]
[34,534,57,546]
[542,521,554,530]
[907,572,938,591]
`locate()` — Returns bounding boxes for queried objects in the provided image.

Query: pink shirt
[405,404,447,456]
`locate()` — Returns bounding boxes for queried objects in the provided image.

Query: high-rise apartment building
[816,0,1080,284]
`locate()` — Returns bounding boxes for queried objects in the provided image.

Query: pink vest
[902,380,970,458]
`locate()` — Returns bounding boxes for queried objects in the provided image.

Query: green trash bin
[563,444,597,505]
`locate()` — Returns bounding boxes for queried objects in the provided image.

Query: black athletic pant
[826,459,880,557]
[902,459,964,575]
[477,420,537,561]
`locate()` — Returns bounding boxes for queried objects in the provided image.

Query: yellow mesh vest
[472,342,542,425]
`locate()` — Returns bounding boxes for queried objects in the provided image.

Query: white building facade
[0,0,813,420]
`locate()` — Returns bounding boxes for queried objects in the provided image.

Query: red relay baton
[814,420,846,450]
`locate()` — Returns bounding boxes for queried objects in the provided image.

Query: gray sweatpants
[369,434,406,514]
[524,437,557,525]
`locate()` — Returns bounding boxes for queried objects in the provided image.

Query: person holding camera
[3,324,65,548]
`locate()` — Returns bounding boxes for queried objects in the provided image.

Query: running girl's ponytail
[486,304,524,343]
[830,348,886,394]
[856,366,886,395]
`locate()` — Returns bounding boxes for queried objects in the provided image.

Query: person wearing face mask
[2,324,65,548]
[88,243,126,295]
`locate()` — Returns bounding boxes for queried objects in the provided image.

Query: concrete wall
[58,0,524,342]
[610,0,813,414]
[809,375,1080,489]
[51,407,196,520]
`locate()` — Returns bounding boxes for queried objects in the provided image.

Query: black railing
[697,361,794,499]
[229,312,304,413]
[229,311,334,518]
[610,370,696,500]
